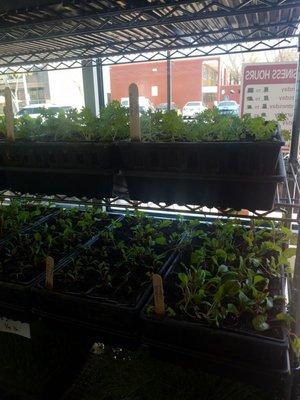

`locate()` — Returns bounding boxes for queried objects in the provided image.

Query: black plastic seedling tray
[119,131,284,176]
[141,260,289,372]
[0,211,122,319]
[0,142,114,169]
[32,216,185,346]
[0,141,116,197]
[32,256,181,346]
[123,153,285,209]
[2,167,114,198]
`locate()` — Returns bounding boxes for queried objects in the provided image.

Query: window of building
[28,87,48,103]
[203,92,217,107]
[202,64,218,86]
[151,86,158,96]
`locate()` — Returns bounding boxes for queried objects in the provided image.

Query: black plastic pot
[119,131,284,175]
[32,240,182,346]
[0,141,116,197]
[121,154,285,209]
[141,264,288,372]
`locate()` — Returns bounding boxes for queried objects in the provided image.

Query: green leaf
[292,337,300,356]
[276,312,294,328]
[252,315,269,331]
[155,236,167,245]
[191,250,205,265]
[34,232,41,242]
[222,280,241,296]
[166,306,176,317]
[282,130,291,141]
[278,254,289,266]
[239,291,252,306]
[227,303,239,315]
[215,249,227,260]
[280,226,293,238]
[178,273,188,285]
[260,241,281,253]
[277,113,287,122]
[253,275,265,285]
[282,247,296,259]
[193,291,205,305]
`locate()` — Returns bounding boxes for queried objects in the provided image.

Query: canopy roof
[0,0,299,72]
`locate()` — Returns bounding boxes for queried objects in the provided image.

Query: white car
[120,96,155,113]
[217,100,240,116]
[182,101,206,119]
[16,104,73,118]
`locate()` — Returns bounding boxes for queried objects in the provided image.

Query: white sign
[0,317,31,338]
[241,61,297,132]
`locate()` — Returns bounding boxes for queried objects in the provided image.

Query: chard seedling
[164,219,295,332]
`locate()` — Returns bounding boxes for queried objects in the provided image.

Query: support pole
[4,87,14,142]
[96,58,105,111]
[81,59,98,116]
[293,211,300,336]
[167,50,172,112]
[129,83,141,141]
[290,37,300,163]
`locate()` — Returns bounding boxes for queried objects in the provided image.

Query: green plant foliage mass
[0,103,286,142]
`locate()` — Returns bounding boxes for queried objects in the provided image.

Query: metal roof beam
[0,0,298,45]
[0,38,296,75]
[0,0,199,29]
[0,21,297,67]
[0,29,297,69]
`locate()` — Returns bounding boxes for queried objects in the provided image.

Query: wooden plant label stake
[45,256,54,290]
[4,87,14,142]
[129,83,141,141]
[152,274,165,316]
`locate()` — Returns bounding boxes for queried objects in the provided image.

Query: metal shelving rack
[0,0,300,398]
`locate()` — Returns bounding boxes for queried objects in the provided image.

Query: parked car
[120,97,155,113]
[182,101,206,119]
[16,104,73,118]
[156,102,179,114]
[217,100,239,115]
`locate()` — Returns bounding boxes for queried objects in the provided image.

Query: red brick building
[109,57,240,110]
